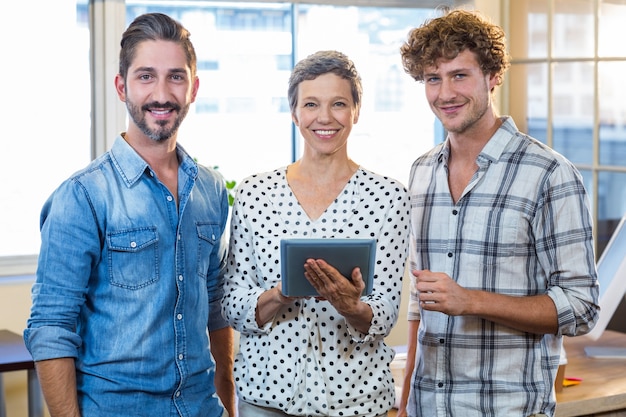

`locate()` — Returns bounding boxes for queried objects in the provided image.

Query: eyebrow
[424,67,472,78]
[133,66,188,74]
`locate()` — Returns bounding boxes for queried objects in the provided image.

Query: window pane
[127,2,294,185]
[553,0,595,58]
[509,0,549,59]
[551,62,594,164]
[295,5,437,185]
[599,61,626,167]
[509,63,549,144]
[0,0,91,258]
[599,1,626,57]
[127,2,437,187]
[597,171,626,255]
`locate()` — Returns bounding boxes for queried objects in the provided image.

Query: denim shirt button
[167,195,173,202]
[178,275,184,281]
[130,241,137,248]
[178,354,184,360]
[177,314,182,320]
[175,391,181,397]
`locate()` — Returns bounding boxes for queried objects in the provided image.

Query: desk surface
[0,330,34,372]
[556,330,626,417]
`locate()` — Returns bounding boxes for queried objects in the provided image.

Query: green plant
[213,166,237,207]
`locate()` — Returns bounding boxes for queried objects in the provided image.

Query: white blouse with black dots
[222,167,410,417]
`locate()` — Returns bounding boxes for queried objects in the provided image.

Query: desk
[0,330,44,417]
[556,330,626,417]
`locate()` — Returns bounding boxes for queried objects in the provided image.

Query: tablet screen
[280,238,376,297]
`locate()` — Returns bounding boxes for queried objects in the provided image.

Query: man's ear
[190,76,200,103]
[114,74,126,102]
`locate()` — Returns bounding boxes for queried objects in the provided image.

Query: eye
[333,101,347,107]
[303,102,317,108]
[139,74,153,81]
[454,73,466,80]
[426,76,440,84]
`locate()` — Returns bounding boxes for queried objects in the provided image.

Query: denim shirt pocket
[107,227,159,289]
[196,222,220,280]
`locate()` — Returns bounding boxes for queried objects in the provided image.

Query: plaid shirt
[406,117,599,417]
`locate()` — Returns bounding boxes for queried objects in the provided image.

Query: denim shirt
[24,136,230,417]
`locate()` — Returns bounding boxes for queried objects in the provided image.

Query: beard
[126,99,190,142]
[441,98,490,135]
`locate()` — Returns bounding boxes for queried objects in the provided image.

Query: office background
[1,1,625,415]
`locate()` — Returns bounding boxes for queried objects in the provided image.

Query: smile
[314,129,338,135]
[150,109,173,115]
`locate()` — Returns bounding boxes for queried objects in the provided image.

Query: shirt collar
[436,116,519,167]
[109,134,198,187]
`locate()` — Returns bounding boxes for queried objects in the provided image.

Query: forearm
[338,301,374,334]
[209,327,235,416]
[35,357,81,417]
[397,320,419,417]
[469,291,558,334]
[255,286,292,327]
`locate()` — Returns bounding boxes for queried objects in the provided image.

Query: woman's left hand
[303,259,364,315]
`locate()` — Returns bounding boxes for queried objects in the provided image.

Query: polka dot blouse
[222,167,410,417]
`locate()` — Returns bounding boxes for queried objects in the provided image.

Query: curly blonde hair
[400,9,510,85]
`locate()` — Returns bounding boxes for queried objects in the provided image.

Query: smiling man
[397,8,599,417]
[24,13,234,417]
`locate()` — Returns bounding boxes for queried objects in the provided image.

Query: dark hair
[288,50,362,115]
[118,13,197,80]
[400,9,510,85]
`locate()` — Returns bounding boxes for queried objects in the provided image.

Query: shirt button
[438,382,444,388]
[178,354,184,360]
[439,338,445,344]
[178,275,184,281]
[130,241,137,248]
[452,209,458,215]
[177,314,182,320]
[447,252,453,258]
[175,391,181,397]
[167,195,173,202]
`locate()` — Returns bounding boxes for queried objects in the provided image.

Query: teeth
[316,130,336,135]
[151,110,170,115]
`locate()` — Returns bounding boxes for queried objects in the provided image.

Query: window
[506,0,626,255]
[0,0,446,277]
[125,1,441,191]
[0,0,91,274]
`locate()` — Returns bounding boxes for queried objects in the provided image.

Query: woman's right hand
[255,284,299,326]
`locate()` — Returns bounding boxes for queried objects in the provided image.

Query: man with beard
[396,8,599,417]
[24,13,234,417]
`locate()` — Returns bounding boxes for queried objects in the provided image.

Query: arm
[416,269,558,334]
[255,284,298,327]
[35,358,81,417]
[396,319,419,417]
[304,182,410,336]
[209,326,235,417]
[304,260,373,333]
[221,186,288,334]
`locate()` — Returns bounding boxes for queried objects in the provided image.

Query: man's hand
[414,269,469,315]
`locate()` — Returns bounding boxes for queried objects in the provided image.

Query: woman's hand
[304,259,372,333]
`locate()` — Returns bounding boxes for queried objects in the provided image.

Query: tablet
[280,238,376,297]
